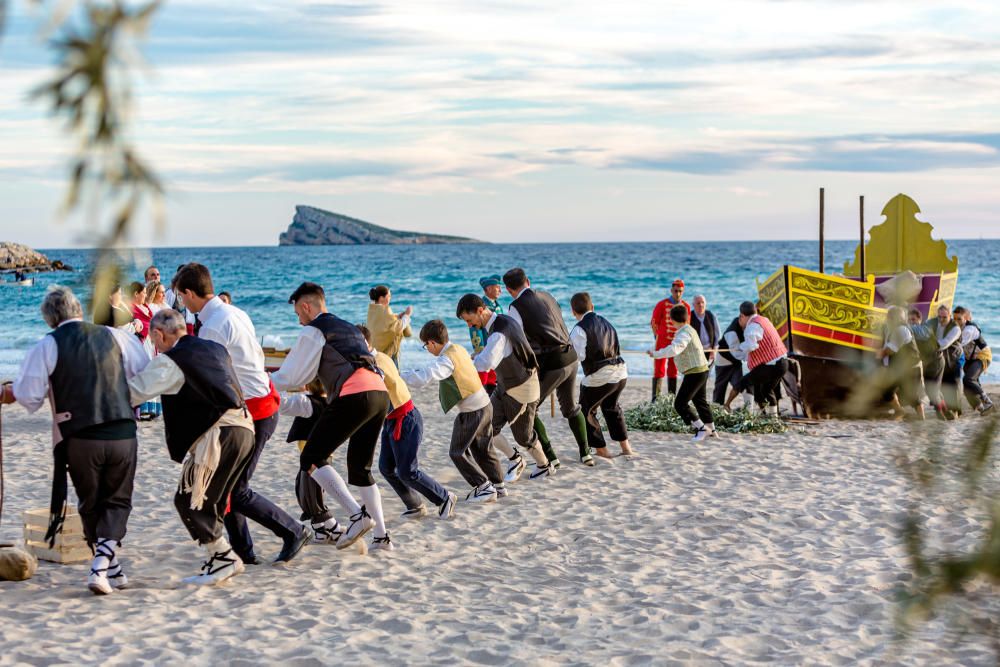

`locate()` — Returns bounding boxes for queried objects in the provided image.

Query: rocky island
[278,205,480,246]
[0,242,73,273]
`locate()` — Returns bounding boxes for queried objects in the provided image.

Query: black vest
[509,289,577,370]
[718,318,745,364]
[48,322,135,440]
[308,313,379,402]
[938,320,962,366]
[576,312,624,376]
[690,310,719,351]
[162,336,245,463]
[963,321,988,360]
[489,314,538,389]
[286,394,326,443]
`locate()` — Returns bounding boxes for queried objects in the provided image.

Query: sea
[2,240,998,382]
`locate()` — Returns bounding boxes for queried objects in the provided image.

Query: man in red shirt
[650,279,691,400]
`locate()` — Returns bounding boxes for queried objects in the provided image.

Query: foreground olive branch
[2,0,164,314]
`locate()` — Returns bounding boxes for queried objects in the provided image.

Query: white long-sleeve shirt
[936,321,962,350]
[715,330,746,367]
[961,323,982,347]
[270,324,325,391]
[13,319,150,414]
[649,326,692,359]
[473,312,509,373]
[570,318,628,387]
[400,342,490,413]
[196,296,270,399]
[279,392,315,418]
[127,353,185,404]
[506,289,527,329]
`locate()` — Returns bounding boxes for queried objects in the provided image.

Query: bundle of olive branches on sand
[624,397,787,435]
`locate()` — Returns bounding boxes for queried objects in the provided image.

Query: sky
[1,0,999,247]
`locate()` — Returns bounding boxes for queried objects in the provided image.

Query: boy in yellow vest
[647,304,717,442]
[401,320,508,503]
[356,325,457,520]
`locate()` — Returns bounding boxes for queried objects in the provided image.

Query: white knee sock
[358,484,387,538]
[311,465,361,515]
[492,434,515,459]
[526,442,549,466]
[692,419,704,430]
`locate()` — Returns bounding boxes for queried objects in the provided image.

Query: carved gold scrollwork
[762,297,788,329]
[790,273,871,305]
[758,276,785,305]
[792,293,885,333]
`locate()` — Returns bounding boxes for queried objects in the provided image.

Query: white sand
[1,381,999,665]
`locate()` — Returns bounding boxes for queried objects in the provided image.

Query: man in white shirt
[935,305,963,418]
[126,309,258,582]
[456,293,553,481]
[1,286,147,596]
[174,263,308,565]
[953,306,994,414]
[569,292,633,460]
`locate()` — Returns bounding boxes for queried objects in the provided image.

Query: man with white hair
[127,309,257,585]
[1,286,148,595]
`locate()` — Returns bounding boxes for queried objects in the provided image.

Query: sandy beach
[1,381,999,665]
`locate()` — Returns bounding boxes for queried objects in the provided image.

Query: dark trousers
[450,404,503,488]
[490,390,539,448]
[963,359,989,409]
[675,370,713,426]
[66,437,137,544]
[225,413,302,560]
[379,408,449,509]
[579,379,628,448]
[941,360,962,411]
[295,461,333,524]
[749,359,788,408]
[922,356,944,405]
[175,426,254,545]
[536,361,585,460]
[300,390,388,485]
[712,363,743,404]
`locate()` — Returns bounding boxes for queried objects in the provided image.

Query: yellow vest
[374,350,412,409]
[366,303,412,358]
[440,344,483,412]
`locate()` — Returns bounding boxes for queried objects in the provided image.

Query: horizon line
[25,236,1000,251]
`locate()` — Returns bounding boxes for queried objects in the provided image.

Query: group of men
[880,304,993,419]
[649,279,792,417]
[1,264,636,596]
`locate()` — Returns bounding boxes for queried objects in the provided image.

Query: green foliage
[896,412,1000,643]
[6,0,164,311]
[624,396,787,434]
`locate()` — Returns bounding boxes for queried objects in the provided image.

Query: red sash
[477,370,497,386]
[385,399,415,441]
[245,379,280,421]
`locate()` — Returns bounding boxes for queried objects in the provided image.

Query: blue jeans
[379,408,449,509]
[225,413,303,559]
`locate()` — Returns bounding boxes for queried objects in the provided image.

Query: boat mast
[818,187,825,273]
[858,195,866,280]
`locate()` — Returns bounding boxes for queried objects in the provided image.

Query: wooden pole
[550,394,555,418]
[859,195,866,280]
[819,187,825,273]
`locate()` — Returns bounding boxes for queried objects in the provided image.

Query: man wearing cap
[469,274,505,395]
[650,279,691,400]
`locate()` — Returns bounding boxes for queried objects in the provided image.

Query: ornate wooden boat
[756,194,958,416]
[262,346,289,373]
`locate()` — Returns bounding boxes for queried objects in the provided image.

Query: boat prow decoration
[756,193,958,417]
